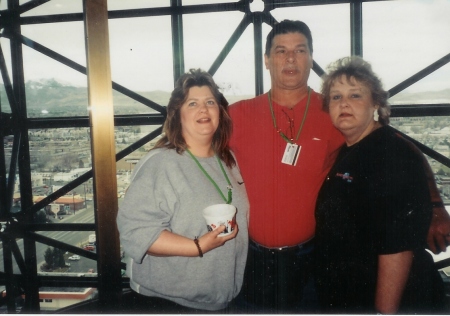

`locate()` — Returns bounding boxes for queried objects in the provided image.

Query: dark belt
[249,238,314,254]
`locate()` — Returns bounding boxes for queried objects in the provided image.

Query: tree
[52,248,66,268]
[43,247,66,270]
[61,153,77,171]
[44,247,54,269]
[34,210,47,224]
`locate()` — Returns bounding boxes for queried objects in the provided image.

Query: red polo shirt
[229,90,343,248]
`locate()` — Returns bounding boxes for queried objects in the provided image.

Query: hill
[1,79,448,116]
[390,88,450,105]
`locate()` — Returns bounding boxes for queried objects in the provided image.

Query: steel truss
[0,0,449,312]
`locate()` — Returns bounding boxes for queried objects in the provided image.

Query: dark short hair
[321,56,390,125]
[154,69,235,167]
[265,20,313,56]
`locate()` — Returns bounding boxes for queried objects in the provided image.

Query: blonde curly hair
[321,56,391,125]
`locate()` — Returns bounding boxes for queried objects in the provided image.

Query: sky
[0,0,449,97]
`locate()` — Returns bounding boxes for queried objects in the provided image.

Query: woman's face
[328,76,378,146]
[180,85,220,146]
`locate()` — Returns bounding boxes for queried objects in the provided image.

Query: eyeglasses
[282,109,295,141]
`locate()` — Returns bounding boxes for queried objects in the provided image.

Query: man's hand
[427,205,450,254]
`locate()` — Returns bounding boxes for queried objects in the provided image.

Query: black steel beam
[253,12,264,96]
[0,118,6,217]
[26,223,96,232]
[25,231,98,261]
[313,61,326,78]
[9,105,422,128]
[390,104,450,118]
[350,1,363,56]
[8,0,40,310]
[5,131,20,218]
[1,233,17,312]
[0,45,19,117]
[171,0,185,82]
[389,53,450,98]
[435,258,450,270]
[264,0,387,10]
[17,35,167,115]
[18,0,51,14]
[387,125,450,169]
[113,126,164,163]
[208,14,252,76]
[27,114,166,129]
[16,1,248,25]
[0,272,129,290]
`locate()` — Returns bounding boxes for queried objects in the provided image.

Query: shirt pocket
[299,139,329,174]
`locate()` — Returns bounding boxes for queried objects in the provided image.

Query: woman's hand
[197,224,239,254]
[147,225,238,257]
[427,206,450,254]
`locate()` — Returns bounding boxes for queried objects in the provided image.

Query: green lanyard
[186,149,233,204]
[268,87,311,144]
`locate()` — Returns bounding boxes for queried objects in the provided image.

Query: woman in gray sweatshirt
[117,69,249,312]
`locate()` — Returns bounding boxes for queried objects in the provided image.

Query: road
[1,201,98,275]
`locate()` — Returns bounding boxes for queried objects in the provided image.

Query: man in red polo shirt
[229,19,450,313]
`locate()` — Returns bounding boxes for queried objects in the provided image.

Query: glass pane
[183,10,254,101]
[183,0,237,4]
[108,0,169,10]
[115,125,162,203]
[21,21,88,117]
[25,127,92,222]
[21,0,83,16]
[21,21,86,71]
[184,11,245,75]
[116,125,162,192]
[390,65,450,105]
[390,117,450,166]
[1,38,12,114]
[215,24,256,103]
[109,16,173,113]
[0,82,10,114]
[364,1,450,95]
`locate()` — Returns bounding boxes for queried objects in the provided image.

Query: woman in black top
[315,56,446,314]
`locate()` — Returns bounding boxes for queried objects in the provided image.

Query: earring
[374,109,379,122]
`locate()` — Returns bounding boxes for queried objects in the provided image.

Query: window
[1,0,449,312]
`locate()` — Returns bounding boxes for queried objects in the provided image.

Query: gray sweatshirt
[117,148,249,311]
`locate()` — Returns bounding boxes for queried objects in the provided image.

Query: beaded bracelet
[194,237,203,258]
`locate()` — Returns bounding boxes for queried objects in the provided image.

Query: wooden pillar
[83,0,122,309]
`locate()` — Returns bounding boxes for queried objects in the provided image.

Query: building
[39,287,97,312]
[1,287,97,312]
[34,196,85,213]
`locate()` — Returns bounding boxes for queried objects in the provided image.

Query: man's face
[264,32,313,91]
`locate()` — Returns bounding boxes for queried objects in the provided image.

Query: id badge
[281,143,301,166]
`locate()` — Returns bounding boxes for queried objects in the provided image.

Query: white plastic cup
[202,204,237,236]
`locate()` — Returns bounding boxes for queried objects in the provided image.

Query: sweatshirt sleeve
[117,153,179,264]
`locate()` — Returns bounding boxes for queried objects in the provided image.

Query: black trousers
[236,240,318,314]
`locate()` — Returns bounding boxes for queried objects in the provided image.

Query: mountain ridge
[1,79,449,112]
